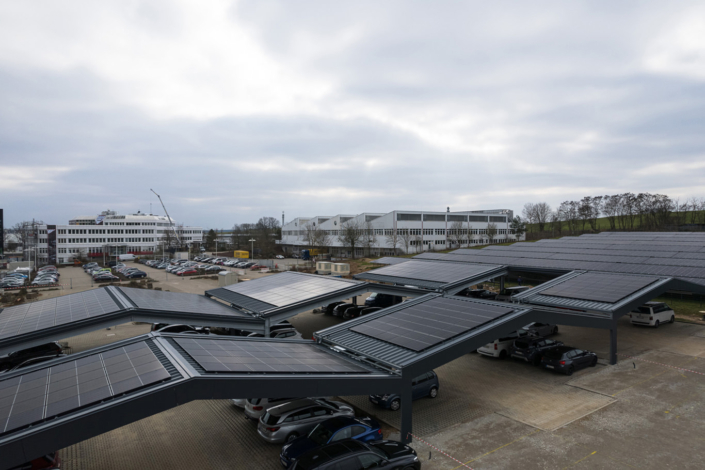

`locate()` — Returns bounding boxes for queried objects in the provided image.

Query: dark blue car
[280,416,382,468]
[369,371,439,411]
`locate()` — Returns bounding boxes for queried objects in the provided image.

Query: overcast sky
[1,1,704,228]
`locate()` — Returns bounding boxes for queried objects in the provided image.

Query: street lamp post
[249,238,256,260]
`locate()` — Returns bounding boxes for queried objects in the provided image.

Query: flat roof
[355,260,506,290]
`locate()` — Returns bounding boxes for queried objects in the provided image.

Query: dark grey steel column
[499,276,505,292]
[609,322,618,365]
[400,379,413,444]
[264,318,270,337]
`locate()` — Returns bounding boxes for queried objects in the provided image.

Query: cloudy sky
[1,1,704,228]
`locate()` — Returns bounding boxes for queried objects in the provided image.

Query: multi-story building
[280,209,520,257]
[30,210,202,265]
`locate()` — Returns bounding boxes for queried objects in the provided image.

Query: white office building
[280,209,521,257]
[30,210,202,265]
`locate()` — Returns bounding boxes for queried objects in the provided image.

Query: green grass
[652,294,705,319]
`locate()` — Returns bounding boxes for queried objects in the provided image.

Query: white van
[629,302,675,327]
[118,254,137,261]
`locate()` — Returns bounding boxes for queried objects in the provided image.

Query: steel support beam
[609,322,618,365]
[500,276,505,292]
[400,379,413,444]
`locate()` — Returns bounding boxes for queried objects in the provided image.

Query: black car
[126,270,147,279]
[290,439,420,470]
[360,307,381,316]
[459,289,497,300]
[342,306,366,320]
[510,337,564,365]
[540,346,598,375]
[324,302,345,315]
[364,293,403,309]
[332,303,356,318]
[0,342,64,372]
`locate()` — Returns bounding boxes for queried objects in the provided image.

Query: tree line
[522,193,705,236]
[202,217,282,256]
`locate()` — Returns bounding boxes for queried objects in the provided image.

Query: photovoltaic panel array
[215,272,363,309]
[359,260,501,284]
[175,338,369,374]
[370,257,412,266]
[539,272,659,303]
[350,297,514,352]
[119,287,249,317]
[0,289,122,340]
[0,341,170,435]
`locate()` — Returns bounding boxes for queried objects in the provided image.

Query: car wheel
[429,386,438,398]
[285,432,299,443]
[390,399,401,411]
[566,366,574,376]
[670,315,675,324]
[655,320,660,328]
[552,326,559,335]
[590,357,597,367]
[499,350,508,360]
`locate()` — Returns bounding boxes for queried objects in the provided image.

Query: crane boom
[150,189,181,245]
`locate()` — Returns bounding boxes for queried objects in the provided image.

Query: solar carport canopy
[354,260,506,290]
[416,233,705,287]
[206,271,368,315]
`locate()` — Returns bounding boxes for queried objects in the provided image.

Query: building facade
[29,210,202,265]
[280,209,520,257]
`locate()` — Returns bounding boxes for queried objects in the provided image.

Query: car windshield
[308,423,334,445]
[636,306,652,314]
[514,340,530,349]
[544,349,565,359]
[367,293,378,299]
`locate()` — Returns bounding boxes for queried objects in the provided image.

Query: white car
[231,398,247,408]
[275,255,285,259]
[478,329,530,359]
[629,302,675,327]
[244,397,296,420]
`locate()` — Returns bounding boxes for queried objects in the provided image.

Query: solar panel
[0,289,122,340]
[215,272,363,309]
[350,297,514,352]
[540,273,659,303]
[370,257,412,265]
[119,287,249,317]
[0,341,170,434]
[175,338,369,374]
[360,260,501,284]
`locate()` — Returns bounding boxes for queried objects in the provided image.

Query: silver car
[231,398,247,408]
[245,397,297,421]
[257,398,354,444]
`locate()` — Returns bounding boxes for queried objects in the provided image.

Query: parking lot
[45,271,705,470]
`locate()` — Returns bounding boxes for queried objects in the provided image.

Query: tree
[413,234,423,253]
[550,211,563,236]
[361,221,377,256]
[602,195,620,230]
[509,216,526,239]
[337,219,364,258]
[448,221,464,248]
[486,223,498,243]
[534,203,552,232]
[205,229,217,250]
[255,216,281,257]
[385,229,401,255]
[522,203,536,231]
[398,229,412,254]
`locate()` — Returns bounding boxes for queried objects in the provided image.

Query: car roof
[320,416,358,430]
[297,440,368,467]
[267,398,317,415]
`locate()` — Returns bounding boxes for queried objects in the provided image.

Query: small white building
[28,210,202,265]
[280,209,520,257]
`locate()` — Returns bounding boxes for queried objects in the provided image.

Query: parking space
[47,297,705,470]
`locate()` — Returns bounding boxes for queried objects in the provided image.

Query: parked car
[0,342,64,372]
[540,346,598,375]
[369,371,439,411]
[250,264,269,270]
[523,322,558,337]
[177,268,198,276]
[360,307,382,316]
[510,337,564,365]
[459,288,497,300]
[245,397,298,421]
[231,398,248,408]
[8,451,62,470]
[280,416,382,467]
[93,273,120,282]
[258,398,354,444]
[629,302,675,327]
[154,324,210,335]
[1,354,68,373]
[83,262,99,270]
[364,293,403,309]
[288,439,420,470]
[31,278,58,286]
[247,329,302,340]
[332,303,356,318]
[495,285,532,301]
[478,329,530,359]
[342,306,366,320]
[276,255,285,259]
[205,265,224,272]
[125,270,147,279]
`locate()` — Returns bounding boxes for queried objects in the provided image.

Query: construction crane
[150,189,182,246]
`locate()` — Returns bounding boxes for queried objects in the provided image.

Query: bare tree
[385,229,401,255]
[602,195,620,230]
[534,203,552,232]
[448,221,464,248]
[398,229,412,254]
[337,219,364,258]
[413,234,424,253]
[550,211,563,236]
[589,196,603,231]
[361,221,377,256]
[486,223,498,243]
[522,203,536,232]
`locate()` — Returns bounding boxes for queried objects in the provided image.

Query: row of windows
[56,238,157,244]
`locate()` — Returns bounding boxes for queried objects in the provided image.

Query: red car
[178,268,198,276]
[250,265,268,270]
[15,451,61,470]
